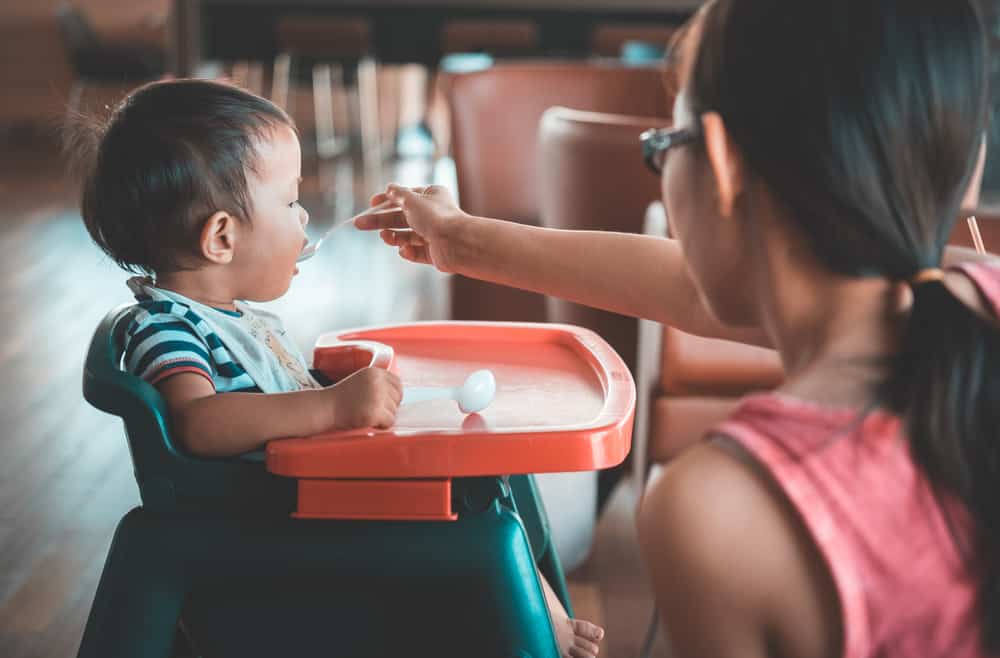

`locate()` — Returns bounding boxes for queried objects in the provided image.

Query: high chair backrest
[82,304,293,514]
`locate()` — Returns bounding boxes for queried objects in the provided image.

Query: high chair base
[78,476,566,658]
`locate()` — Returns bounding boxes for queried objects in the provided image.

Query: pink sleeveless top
[712,261,1000,658]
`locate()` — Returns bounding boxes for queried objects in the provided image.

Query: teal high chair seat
[76,304,610,658]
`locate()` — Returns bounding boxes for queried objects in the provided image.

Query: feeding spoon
[298,204,401,262]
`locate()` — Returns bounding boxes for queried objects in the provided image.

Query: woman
[359,1,999,654]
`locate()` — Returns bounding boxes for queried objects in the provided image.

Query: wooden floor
[0,132,666,658]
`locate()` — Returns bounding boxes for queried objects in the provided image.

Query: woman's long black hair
[686,0,998,649]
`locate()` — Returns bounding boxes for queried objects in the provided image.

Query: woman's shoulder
[639,440,824,582]
[638,440,841,658]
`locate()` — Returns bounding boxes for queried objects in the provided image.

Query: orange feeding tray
[266,322,635,521]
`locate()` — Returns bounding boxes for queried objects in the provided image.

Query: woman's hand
[356,184,468,273]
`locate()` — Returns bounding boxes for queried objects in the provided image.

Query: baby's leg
[539,570,604,658]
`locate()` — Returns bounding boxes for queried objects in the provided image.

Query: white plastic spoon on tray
[401,369,497,414]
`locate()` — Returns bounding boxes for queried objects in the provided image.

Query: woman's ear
[200,211,237,264]
[702,112,744,217]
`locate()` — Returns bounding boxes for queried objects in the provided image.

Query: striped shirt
[123,278,321,393]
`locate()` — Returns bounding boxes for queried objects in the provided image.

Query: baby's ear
[200,211,237,264]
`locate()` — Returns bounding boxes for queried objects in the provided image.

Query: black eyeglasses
[640,125,702,174]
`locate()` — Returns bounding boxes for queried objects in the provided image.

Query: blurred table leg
[169,0,200,77]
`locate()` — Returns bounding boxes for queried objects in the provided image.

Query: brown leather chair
[424,20,543,163]
[537,106,671,374]
[444,62,675,322]
[948,212,1000,253]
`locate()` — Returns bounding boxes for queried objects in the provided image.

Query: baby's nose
[300,205,309,227]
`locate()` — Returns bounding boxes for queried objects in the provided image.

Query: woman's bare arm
[359,186,998,352]
[360,186,771,346]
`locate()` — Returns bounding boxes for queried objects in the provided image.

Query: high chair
[77,306,634,658]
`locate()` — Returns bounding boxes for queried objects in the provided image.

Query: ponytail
[884,278,1000,651]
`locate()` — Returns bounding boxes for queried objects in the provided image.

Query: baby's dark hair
[70,78,294,274]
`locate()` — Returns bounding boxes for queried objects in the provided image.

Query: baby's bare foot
[557,617,604,658]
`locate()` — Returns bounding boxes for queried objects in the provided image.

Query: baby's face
[233,124,309,301]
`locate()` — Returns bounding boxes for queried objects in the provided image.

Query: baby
[74,78,602,658]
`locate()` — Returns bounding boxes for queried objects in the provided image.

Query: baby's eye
[289,200,299,208]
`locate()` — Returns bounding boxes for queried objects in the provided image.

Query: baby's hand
[324,367,402,431]
[357,184,465,273]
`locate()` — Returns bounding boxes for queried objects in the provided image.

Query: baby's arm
[157,368,401,457]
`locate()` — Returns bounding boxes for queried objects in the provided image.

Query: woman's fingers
[399,244,431,264]
[351,200,402,226]
[380,229,426,247]
[385,183,431,196]
[374,184,446,205]
[369,189,422,205]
